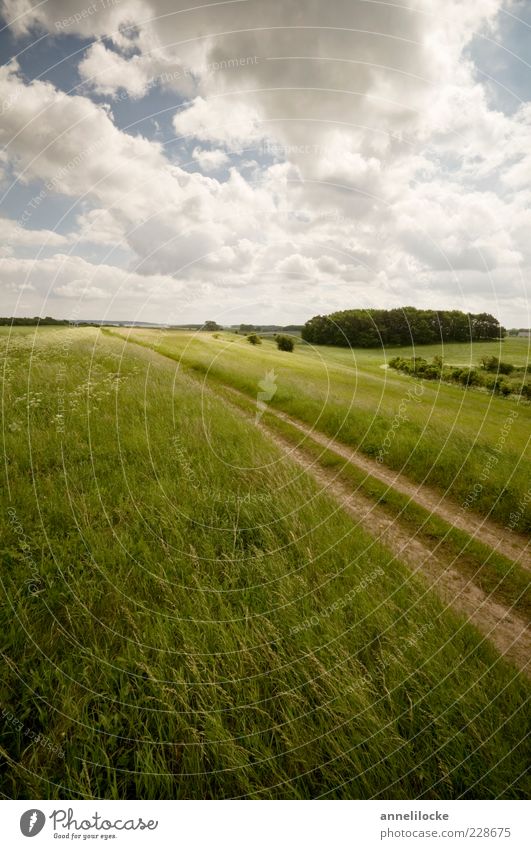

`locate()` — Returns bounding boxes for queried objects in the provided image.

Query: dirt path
[223,386,530,569]
[114,333,530,675]
[253,412,530,675]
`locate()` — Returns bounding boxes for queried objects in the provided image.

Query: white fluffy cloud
[1,216,68,250]
[191,147,229,171]
[78,42,160,100]
[173,97,266,150]
[0,0,530,325]
[0,252,200,315]
[0,61,166,207]
[1,0,150,39]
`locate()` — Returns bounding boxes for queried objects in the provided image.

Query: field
[0,326,529,800]
[110,328,531,531]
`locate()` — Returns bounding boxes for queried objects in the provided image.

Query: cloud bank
[0,0,529,325]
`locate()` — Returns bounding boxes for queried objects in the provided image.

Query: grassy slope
[0,327,529,800]
[210,381,531,620]
[112,329,531,532]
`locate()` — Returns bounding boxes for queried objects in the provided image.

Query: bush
[247,333,261,345]
[481,355,498,372]
[459,368,480,386]
[390,353,521,397]
[389,355,438,378]
[423,366,441,380]
[481,355,514,375]
[276,335,295,352]
[410,357,428,374]
[483,375,499,391]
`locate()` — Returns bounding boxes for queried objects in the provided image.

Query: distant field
[314,336,530,368]
[1,326,529,799]
[110,328,531,532]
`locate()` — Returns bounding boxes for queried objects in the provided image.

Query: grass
[213,383,530,620]
[0,326,529,799]
[108,328,531,533]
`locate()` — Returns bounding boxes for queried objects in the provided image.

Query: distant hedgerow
[389,355,528,398]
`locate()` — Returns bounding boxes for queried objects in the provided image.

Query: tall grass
[112,329,531,533]
[1,328,529,799]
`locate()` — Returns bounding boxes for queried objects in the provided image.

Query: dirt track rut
[239,406,530,674]
[224,387,530,570]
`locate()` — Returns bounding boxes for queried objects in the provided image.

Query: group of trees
[204,321,296,352]
[302,308,505,348]
[237,323,302,333]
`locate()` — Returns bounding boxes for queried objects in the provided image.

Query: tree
[276,335,294,352]
[203,320,221,331]
[471,312,501,340]
[247,333,261,345]
[302,308,504,348]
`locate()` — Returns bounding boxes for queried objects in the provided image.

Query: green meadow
[111,328,531,532]
[0,326,529,800]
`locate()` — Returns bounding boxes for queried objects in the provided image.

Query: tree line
[301,308,504,347]
[0,316,70,326]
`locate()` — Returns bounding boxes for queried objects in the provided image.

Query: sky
[0,0,530,326]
